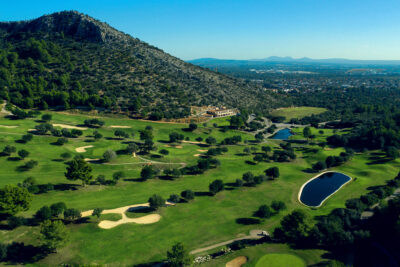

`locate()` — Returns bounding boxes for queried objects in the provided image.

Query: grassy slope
[270,107,327,122]
[0,112,398,265]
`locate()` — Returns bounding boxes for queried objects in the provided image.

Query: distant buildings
[191,106,238,118]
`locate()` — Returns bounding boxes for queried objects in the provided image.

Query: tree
[166,242,192,267]
[386,146,399,159]
[205,136,216,146]
[255,132,264,142]
[41,114,52,122]
[188,123,197,131]
[114,130,129,139]
[18,149,30,159]
[235,179,244,187]
[255,204,272,218]
[113,171,125,181]
[180,190,194,201]
[159,149,169,155]
[242,171,255,184]
[169,132,184,143]
[40,220,68,251]
[253,154,264,164]
[103,149,117,162]
[0,185,31,216]
[55,137,68,146]
[265,167,280,179]
[141,165,155,180]
[92,208,103,218]
[169,194,180,203]
[148,194,165,210]
[127,143,139,155]
[2,145,16,156]
[93,131,103,140]
[312,161,326,172]
[50,202,67,218]
[261,146,271,154]
[141,139,154,153]
[243,147,251,154]
[35,205,52,222]
[63,208,81,221]
[274,209,313,243]
[209,179,224,195]
[65,159,93,186]
[303,126,312,141]
[22,133,33,143]
[60,152,72,161]
[271,201,286,212]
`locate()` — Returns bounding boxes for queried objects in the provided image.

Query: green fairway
[0,110,398,266]
[270,106,327,122]
[255,253,305,267]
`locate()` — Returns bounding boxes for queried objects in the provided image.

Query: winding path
[190,229,268,255]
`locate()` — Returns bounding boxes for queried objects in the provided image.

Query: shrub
[55,137,68,146]
[103,149,117,162]
[180,190,195,201]
[64,208,81,221]
[41,114,52,122]
[271,201,286,212]
[159,149,169,155]
[148,194,165,210]
[209,179,224,195]
[18,149,30,159]
[35,206,52,222]
[169,194,180,203]
[7,216,26,229]
[113,171,125,181]
[60,152,72,160]
[92,208,103,218]
[255,205,272,218]
[235,179,244,187]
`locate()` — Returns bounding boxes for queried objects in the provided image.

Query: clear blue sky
[2,0,400,60]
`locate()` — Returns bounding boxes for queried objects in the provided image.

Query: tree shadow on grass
[124,177,146,182]
[302,168,317,173]
[245,160,257,165]
[133,262,163,267]
[195,191,213,197]
[236,217,261,225]
[367,157,392,165]
[6,243,48,264]
[7,156,21,161]
[53,183,79,191]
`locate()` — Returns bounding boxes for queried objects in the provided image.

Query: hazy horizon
[2,0,400,61]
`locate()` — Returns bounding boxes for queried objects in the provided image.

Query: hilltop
[0,11,285,119]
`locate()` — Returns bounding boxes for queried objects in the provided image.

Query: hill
[0,11,285,120]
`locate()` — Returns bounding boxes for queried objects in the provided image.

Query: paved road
[190,229,268,255]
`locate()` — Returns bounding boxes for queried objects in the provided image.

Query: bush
[55,137,68,146]
[209,179,224,195]
[148,194,165,210]
[41,114,52,122]
[35,206,52,222]
[103,149,117,162]
[7,216,26,229]
[255,205,272,218]
[60,152,72,160]
[159,149,169,155]
[180,190,195,201]
[113,171,125,181]
[50,202,67,217]
[271,201,286,212]
[23,160,38,170]
[141,165,155,180]
[92,208,103,218]
[21,133,33,143]
[64,208,81,221]
[17,149,30,159]
[169,194,180,203]
[235,179,244,187]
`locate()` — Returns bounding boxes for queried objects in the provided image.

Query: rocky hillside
[0,11,286,119]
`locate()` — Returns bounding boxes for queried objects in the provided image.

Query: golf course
[0,106,399,266]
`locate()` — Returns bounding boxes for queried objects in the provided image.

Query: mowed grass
[270,107,327,122]
[0,110,398,265]
[255,253,305,267]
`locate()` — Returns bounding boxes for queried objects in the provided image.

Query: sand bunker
[226,256,247,267]
[75,145,94,153]
[110,125,131,128]
[182,140,205,144]
[53,124,87,130]
[194,154,202,157]
[164,145,183,148]
[81,202,174,229]
[84,158,100,162]
[197,149,207,152]
[0,125,18,128]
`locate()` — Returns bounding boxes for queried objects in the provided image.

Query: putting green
[255,253,305,267]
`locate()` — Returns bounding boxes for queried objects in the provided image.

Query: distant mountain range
[188,57,400,66]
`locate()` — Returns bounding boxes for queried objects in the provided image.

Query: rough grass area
[270,107,327,121]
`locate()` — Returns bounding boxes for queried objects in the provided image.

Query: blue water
[300,172,351,207]
[271,128,293,140]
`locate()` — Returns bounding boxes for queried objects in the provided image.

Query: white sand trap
[53,124,87,130]
[194,154,202,157]
[84,158,100,162]
[0,125,18,128]
[75,145,94,153]
[226,256,247,267]
[197,149,207,152]
[110,125,131,128]
[98,214,161,229]
[182,140,205,144]
[81,202,174,229]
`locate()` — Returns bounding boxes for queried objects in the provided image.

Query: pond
[299,172,351,207]
[271,128,293,140]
